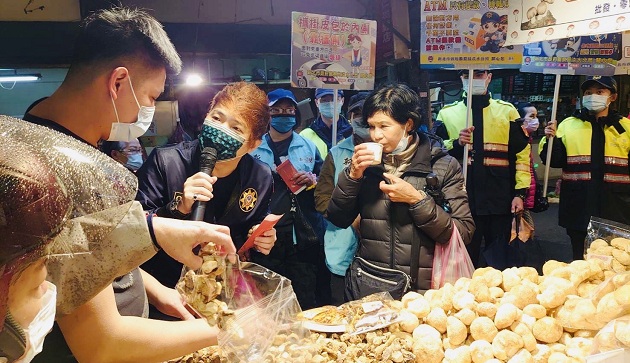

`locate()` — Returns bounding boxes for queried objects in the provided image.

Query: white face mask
[108,76,156,142]
[525,118,539,133]
[15,282,57,363]
[390,129,409,155]
[462,78,488,95]
[582,94,610,113]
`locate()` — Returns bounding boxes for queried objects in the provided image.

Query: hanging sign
[521,33,622,75]
[290,12,377,90]
[506,0,630,46]
[420,0,523,69]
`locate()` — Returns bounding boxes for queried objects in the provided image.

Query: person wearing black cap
[251,88,329,309]
[541,75,630,260]
[300,88,353,159]
[314,91,370,304]
[436,70,531,270]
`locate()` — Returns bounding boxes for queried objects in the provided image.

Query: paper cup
[364,142,383,165]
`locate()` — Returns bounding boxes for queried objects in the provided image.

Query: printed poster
[522,33,621,75]
[506,0,630,46]
[615,31,630,74]
[420,0,523,69]
[290,12,377,91]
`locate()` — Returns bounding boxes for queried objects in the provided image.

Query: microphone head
[200,147,218,171]
[426,172,439,188]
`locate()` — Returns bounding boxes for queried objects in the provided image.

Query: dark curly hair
[362,83,423,130]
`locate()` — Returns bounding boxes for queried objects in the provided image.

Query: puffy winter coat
[327,133,475,291]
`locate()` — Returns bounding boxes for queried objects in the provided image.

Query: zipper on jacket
[357,267,399,286]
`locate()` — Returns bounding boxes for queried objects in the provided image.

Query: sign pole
[332,90,338,147]
[543,74,562,197]
[462,67,474,188]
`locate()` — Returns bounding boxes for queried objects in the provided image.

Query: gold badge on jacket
[239,188,258,212]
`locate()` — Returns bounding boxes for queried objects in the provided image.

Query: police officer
[542,76,630,260]
[436,70,531,269]
[480,11,502,53]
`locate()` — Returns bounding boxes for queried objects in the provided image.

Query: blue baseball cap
[268,89,298,107]
[315,88,344,99]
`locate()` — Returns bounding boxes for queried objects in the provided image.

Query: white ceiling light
[185,73,203,86]
[0,74,42,82]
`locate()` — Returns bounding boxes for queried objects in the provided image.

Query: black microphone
[191,147,217,221]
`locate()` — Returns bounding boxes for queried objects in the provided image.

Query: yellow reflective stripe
[567,156,591,164]
[562,172,591,181]
[516,164,530,172]
[483,143,508,152]
[605,157,629,167]
[604,174,630,183]
[483,158,509,167]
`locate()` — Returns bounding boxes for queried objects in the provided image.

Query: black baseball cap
[581,76,617,94]
[348,92,370,113]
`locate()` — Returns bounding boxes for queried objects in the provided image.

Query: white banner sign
[290,12,377,91]
[506,0,630,46]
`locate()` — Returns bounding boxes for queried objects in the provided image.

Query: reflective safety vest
[539,114,630,230]
[437,97,531,215]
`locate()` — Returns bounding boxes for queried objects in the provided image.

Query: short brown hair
[210,82,270,142]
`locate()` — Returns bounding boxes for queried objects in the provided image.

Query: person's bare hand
[511,197,524,214]
[152,217,235,269]
[292,171,316,187]
[250,226,276,255]
[349,143,376,180]
[379,173,426,205]
[152,286,195,321]
[545,120,557,138]
[180,172,217,214]
[458,126,475,146]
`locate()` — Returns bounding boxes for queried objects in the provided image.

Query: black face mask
[0,313,27,362]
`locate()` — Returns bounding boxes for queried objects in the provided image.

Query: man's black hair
[69,7,182,75]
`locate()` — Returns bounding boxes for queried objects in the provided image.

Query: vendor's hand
[180,172,218,214]
[458,126,474,146]
[349,143,376,180]
[511,197,524,214]
[379,173,426,205]
[292,171,317,187]
[152,286,195,321]
[152,217,235,269]
[251,226,276,255]
[544,120,557,138]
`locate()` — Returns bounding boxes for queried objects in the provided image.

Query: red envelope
[237,214,283,255]
[276,159,306,194]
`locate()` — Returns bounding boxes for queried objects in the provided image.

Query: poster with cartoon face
[521,33,621,75]
[420,0,523,69]
[506,0,630,46]
[290,12,376,91]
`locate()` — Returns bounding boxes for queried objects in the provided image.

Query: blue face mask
[198,120,245,160]
[270,115,296,133]
[318,102,341,119]
[125,153,144,171]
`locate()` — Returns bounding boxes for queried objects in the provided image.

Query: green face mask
[198,120,245,160]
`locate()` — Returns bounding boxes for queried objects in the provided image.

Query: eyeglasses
[123,147,143,154]
[270,107,296,115]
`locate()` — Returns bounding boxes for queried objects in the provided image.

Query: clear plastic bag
[585,217,630,272]
[555,272,630,331]
[431,222,474,289]
[177,247,308,363]
[339,292,403,335]
[218,261,309,363]
[590,314,630,356]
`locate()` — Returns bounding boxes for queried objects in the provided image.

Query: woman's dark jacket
[327,133,475,291]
